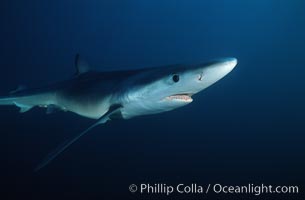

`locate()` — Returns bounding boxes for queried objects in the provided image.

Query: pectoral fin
[34,104,122,171]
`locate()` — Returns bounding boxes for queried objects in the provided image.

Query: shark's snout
[216,57,238,74]
[190,57,237,93]
[206,57,237,79]
[224,57,237,70]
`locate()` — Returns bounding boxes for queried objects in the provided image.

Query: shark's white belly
[121,101,173,119]
[68,103,110,119]
[55,95,111,119]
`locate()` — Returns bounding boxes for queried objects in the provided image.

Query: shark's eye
[172,74,180,83]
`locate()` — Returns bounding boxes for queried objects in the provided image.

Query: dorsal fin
[10,85,27,94]
[75,54,90,75]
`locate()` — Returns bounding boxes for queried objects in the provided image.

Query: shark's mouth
[165,94,193,102]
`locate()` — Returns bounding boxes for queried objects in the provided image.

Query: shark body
[0,55,237,170]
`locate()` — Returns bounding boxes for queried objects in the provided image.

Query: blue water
[1,0,305,199]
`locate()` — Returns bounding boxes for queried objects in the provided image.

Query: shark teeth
[165,94,193,102]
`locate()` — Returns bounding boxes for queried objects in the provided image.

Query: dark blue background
[1,0,304,199]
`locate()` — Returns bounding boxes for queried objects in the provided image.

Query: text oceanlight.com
[129,183,299,196]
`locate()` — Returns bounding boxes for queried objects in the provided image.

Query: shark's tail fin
[0,96,34,113]
[0,85,55,113]
[0,97,13,105]
[0,85,33,112]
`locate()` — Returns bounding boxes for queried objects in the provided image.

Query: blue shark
[0,55,237,170]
